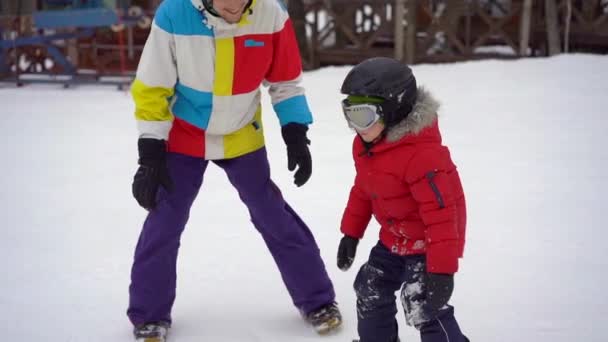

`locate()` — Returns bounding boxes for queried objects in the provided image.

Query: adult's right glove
[132,138,172,210]
[337,235,359,271]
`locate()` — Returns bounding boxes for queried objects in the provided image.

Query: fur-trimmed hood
[385,86,440,143]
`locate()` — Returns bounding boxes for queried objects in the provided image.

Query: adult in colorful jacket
[127,0,341,340]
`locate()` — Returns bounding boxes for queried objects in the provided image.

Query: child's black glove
[281,123,312,187]
[132,138,173,210]
[425,273,454,312]
[337,235,359,271]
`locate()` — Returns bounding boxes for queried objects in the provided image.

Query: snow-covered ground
[1,54,607,341]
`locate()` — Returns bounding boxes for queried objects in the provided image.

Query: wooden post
[564,0,572,53]
[519,0,533,56]
[1,0,35,15]
[545,0,561,56]
[405,0,416,64]
[0,0,34,31]
[583,0,600,22]
[149,0,163,11]
[311,5,318,69]
[67,29,80,70]
[287,0,311,70]
[394,0,406,61]
[332,1,349,49]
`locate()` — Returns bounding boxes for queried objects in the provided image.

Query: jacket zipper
[425,171,445,208]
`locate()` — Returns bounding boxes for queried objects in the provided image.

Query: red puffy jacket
[340,88,466,274]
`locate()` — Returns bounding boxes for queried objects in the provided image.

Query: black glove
[337,235,359,271]
[281,123,312,187]
[425,273,454,312]
[132,138,173,210]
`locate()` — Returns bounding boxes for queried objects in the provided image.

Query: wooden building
[1,0,607,84]
[294,0,608,68]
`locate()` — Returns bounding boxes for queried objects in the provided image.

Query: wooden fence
[1,0,607,83]
[297,0,608,68]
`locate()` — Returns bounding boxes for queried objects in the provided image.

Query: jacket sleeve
[405,148,461,274]
[340,178,372,239]
[130,2,177,140]
[264,5,313,127]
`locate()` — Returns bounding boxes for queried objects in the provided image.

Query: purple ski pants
[127,148,335,325]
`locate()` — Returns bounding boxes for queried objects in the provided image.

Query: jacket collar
[385,87,440,143]
[191,0,205,11]
[190,0,257,29]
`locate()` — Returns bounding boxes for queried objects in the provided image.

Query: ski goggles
[341,100,382,131]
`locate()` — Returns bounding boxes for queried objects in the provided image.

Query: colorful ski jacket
[340,88,467,274]
[131,0,312,159]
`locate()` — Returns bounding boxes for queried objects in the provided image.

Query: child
[337,57,469,342]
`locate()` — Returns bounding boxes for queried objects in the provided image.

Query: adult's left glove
[132,138,173,210]
[425,273,454,313]
[281,123,312,187]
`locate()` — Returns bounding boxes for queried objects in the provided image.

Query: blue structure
[0,0,138,88]
[34,8,118,30]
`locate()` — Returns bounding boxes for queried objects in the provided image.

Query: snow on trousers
[127,148,335,325]
[354,242,465,342]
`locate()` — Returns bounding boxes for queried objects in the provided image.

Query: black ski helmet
[341,57,417,128]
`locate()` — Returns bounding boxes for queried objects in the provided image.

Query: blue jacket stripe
[154,0,213,36]
[171,82,213,130]
[273,95,313,126]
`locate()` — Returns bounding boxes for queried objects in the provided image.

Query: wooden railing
[2,0,607,82]
[301,0,608,68]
